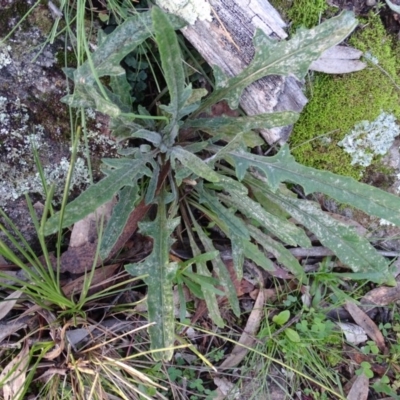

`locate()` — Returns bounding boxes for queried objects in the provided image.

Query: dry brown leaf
[0,320,28,344]
[361,282,400,312]
[0,341,30,400]
[219,286,265,369]
[224,259,255,296]
[60,164,170,275]
[0,290,23,320]
[249,287,276,301]
[346,373,369,400]
[213,377,239,399]
[345,301,386,354]
[61,263,120,297]
[34,367,67,384]
[44,321,73,360]
[69,199,116,248]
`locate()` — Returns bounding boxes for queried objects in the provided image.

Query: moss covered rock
[289,13,400,179]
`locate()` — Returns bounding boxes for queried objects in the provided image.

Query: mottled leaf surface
[153,7,192,145]
[45,158,151,235]
[190,207,240,316]
[263,189,394,284]
[218,191,310,247]
[184,111,299,146]
[76,11,186,84]
[186,227,224,327]
[171,146,221,182]
[247,224,305,279]
[100,185,140,259]
[231,145,400,227]
[125,195,180,361]
[207,11,357,109]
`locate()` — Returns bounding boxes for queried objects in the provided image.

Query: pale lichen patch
[0,43,12,69]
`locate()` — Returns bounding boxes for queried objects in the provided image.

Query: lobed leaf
[196,185,249,279]
[218,191,310,247]
[243,241,276,272]
[110,116,162,145]
[171,146,221,182]
[203,11,357,109]
[100,185,140,260]
[231,145,400,227]
[190,207,240,317]
[262,189,394,285]
[76,11,186,84]
[152,7,192,146]
[184,111,299,147]
[184,224,225,328]
[196,185,249,241]
[247,224,306,280]
[109,74,133,110]
[125,192,180,361]
[45,158,151,235]
[145,163,160,205]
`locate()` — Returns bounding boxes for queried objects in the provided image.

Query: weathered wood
[181,0,308,144]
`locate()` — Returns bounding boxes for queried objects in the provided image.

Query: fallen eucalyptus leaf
[0,341,30,400]
[310,45,366,74]
[385,0,400,14]
[0,290,23,320]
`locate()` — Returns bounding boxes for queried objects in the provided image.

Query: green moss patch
[289,13,400,179]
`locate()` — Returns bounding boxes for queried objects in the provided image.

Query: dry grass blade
[0,290,23,320]
[0,319,29,344]
[0,341,30,400]
[102,356,167,390]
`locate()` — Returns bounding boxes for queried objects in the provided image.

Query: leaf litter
[2,4,400,400]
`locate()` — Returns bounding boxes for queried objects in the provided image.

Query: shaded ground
[1,1,400,400]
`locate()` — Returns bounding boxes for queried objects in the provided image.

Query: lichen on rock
[289,13,400,180]
[0,1,118,253]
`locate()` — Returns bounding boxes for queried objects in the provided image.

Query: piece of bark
[181,0,307,144]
